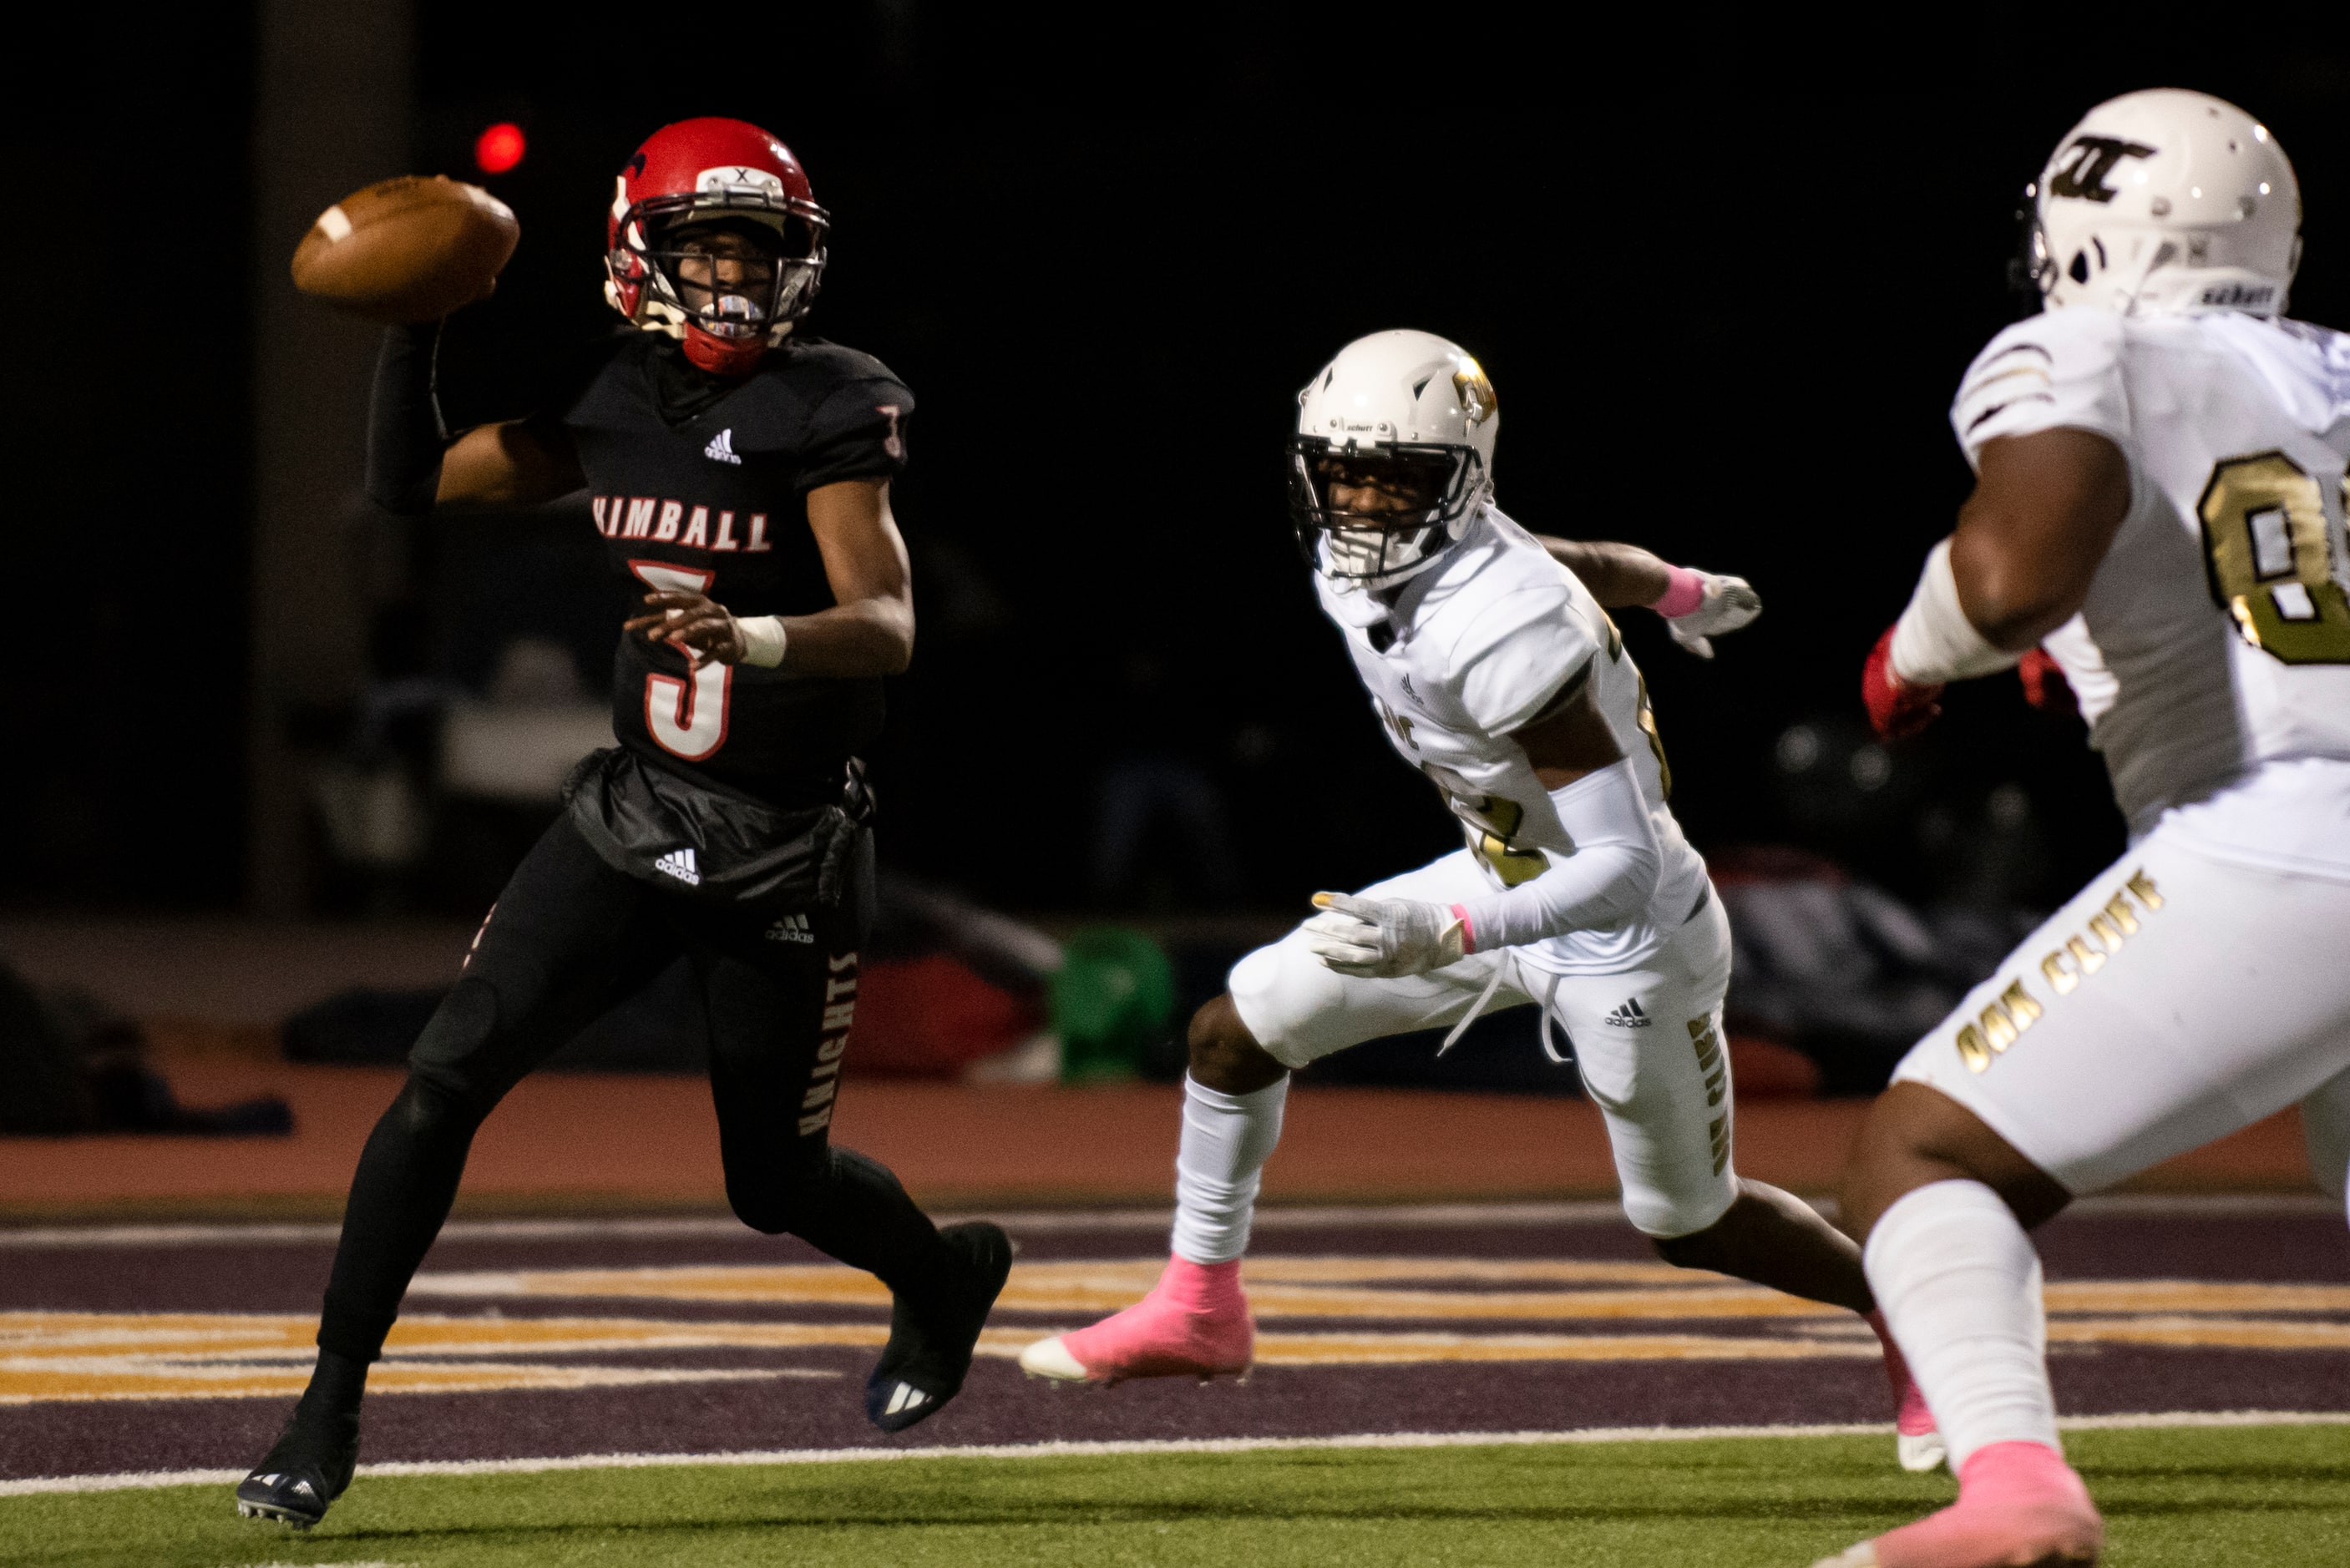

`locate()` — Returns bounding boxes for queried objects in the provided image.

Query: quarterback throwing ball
[236,119,1009,1530]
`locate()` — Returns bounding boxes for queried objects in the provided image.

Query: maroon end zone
[1,1200,2343,1485]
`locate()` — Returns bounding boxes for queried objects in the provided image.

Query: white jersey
[1952,307,2350,872]
[1312,505,1709,975]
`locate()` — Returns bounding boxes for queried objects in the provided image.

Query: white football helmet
[1290,329,1499,584]
[2025,88,2300,317]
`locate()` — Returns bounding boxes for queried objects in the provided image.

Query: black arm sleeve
[366,323,450,516]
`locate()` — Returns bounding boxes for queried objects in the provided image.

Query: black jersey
[537,331,913,807]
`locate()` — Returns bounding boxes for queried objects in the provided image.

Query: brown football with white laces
[290,175,519,323]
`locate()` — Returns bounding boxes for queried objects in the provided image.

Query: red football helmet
[604,118,829,375]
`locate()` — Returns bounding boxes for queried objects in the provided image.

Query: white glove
[1303,891,1468,979]
[1664,573,1761,659]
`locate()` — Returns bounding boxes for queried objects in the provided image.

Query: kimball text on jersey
[593,496,777,552]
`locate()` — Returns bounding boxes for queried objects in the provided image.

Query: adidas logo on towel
[654,847,701,885]
[765,913,815,944]
[883,1383,931,1417]
[703,428,742,464]
[1602,998,1652,1029]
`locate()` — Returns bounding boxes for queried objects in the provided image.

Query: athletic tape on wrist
[1888,540,2016,685]
[737,615,788,668]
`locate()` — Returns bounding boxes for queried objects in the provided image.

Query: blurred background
[4,7,2348,1137]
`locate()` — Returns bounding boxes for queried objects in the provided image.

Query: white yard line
[0,1194,2332,1250]
[6,1409,2347,1497]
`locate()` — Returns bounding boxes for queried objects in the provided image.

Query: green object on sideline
[1048,926,1175,1083]
[5,1425,2347,1566]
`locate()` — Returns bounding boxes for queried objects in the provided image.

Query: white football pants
[1892,827,2350,1194]
[1229,848,1738,1239]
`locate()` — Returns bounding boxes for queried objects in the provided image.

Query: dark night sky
[12,8,2350,912]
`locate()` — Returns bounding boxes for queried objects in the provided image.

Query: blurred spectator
[0,960,291,1137]
[1715,847,2039,1095]
[439,635,612,805]
[1917,781,2055,913]
[1088,650,1243,908]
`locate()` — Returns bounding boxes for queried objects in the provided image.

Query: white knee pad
[1225,942,1329,1071]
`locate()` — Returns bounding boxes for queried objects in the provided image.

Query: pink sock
[1649,565,1706,618]
[1866,1308,1937,1435]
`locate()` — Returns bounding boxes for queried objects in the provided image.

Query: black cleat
[234,1410,358,1529]
[864,1220,1014,1434]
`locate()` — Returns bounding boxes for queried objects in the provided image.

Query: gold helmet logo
[1453,359,1497,425]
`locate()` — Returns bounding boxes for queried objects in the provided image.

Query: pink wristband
[1450,903,1476,954]
[1649,565,1706,620]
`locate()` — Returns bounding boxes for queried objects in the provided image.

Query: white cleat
[1809,1545,1876,1567]
[1017,1334,1091,1383]
[1898,1429,1949,1474]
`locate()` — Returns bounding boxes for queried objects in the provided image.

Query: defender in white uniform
[1022,331,1937,1467]
[1829,90,2350,1568]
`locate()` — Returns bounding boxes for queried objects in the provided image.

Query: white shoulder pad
[1449,584,1600,736]
[1949,307,2129,468]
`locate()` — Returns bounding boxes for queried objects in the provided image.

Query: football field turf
[3,1200,2344,1565]
[5,1424,2349,1566]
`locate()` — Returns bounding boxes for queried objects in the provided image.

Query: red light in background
[474,123,526,175]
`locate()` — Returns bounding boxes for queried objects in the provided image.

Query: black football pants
[315,812,946,1364]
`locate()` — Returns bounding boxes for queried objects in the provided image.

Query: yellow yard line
[408,1257,1709,1310]
[3,1272,2346,1406]
[1243,1286,1829,1320]
[2042,1281,2350,1314]
[1248,1332,1881,1364]
[2046,1316,2350,1350]
[403,1264,2350,1322]
[0,1313,893,1361]
[0,1364,801,1404]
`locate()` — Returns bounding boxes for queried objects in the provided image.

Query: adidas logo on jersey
[654,847,701,885]
[765,913,815,944]
[703,428,742,465]
[1602,998,1652,1029]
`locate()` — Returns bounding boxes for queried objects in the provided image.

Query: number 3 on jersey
[630,560,732,760]
[2198,451,2350,665]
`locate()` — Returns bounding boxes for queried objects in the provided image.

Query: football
[290,175,519,323]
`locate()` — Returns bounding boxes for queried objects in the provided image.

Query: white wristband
[1888,539,2016,685]
[737,615,788,668]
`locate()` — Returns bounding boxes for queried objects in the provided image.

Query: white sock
[1169,1075,1288,1265]
[1865,1179,2061,1470]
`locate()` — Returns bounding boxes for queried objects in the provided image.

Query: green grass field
[6,1426,2347,1567]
